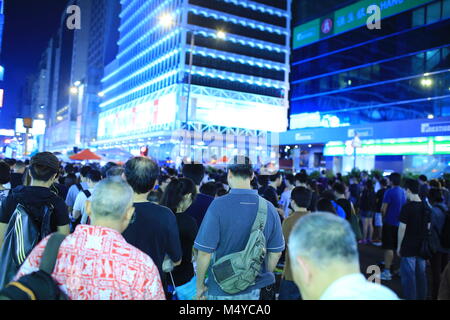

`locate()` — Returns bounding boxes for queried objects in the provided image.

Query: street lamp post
[159,14,225,128]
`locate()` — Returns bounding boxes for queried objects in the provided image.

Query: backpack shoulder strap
[83,190,91,198]
[39,233,67,274]
[75,183,83,191]
[251,196,268,233]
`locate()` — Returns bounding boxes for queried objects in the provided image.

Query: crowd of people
[0,152,449,300]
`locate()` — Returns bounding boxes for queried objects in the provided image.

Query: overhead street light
[70,86,79,95]
[420,78,433,87]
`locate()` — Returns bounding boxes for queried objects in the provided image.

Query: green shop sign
[293,0,434,49]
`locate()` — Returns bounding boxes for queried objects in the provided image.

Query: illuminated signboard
[0,129,14,136]
[15,119,46,135]
[293,0,433,49]
[324,136,450,156]
[191,94,288,132]
[98,92,177,139]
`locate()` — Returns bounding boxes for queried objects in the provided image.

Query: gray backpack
[211,196,268,295]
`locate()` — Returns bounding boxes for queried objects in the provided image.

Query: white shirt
[320,273,399,300]
[73,188,93,220]
[279,189,293,217]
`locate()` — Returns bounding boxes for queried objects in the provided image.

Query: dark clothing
[184,193,214,227]
[122,202,182,282]
[439,262,450,300]
[376,187,387,212]
[309,191,318,212]
[9,173,24,189]
[0,186,70,232]
[172,212,198,286]
[382,224,399,250]
[360,189,377,212]
[419,184,430,200]
[399,201,426,257]
[258,185,279,209]
[336,198,352,221]
[349,183,361,207]
[430,252,449,300]
[51,183,68,201]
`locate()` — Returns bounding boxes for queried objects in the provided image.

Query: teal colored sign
[293,0,434,49]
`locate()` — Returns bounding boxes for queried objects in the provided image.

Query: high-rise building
[96,0,291,164]
[281,0,450,175]
[44,0,120,152]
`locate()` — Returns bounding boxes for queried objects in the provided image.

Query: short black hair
[317,198,336,215]
[294,173,308,184]
[285,174,295,186]
[106,166,124,178]
[389,172,402,186]
[380,178,388,187]
[428,188,444,204]
[269,171,282,182]
[404,178,420,195]
[125,157,159,194]
[101,162,118,178]
[200,182,217,198]
[0,161,11,184]
[291,186,312,209]
[80,165,92,178]
[227,156,253,180]
[29,152,60,182]
[87,170,102,183]
[182,163,205,185]
[332,182,346,195]
[321,190,336,201]
[419,175,428,182]
[429,179,442,189]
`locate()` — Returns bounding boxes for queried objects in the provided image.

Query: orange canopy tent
[69,149,102,161]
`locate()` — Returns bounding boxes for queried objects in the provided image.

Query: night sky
[0,0,68,129]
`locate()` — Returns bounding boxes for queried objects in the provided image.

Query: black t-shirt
[259,185,279,209]
[0,186,70,232]
[184,193,214,227]
[309,191,318,212]
[172,212,198,286]
[360,189,377,212]
[336,198,352,221]
[376,188,387,212]
[122,202,182,281]
[399,201,426,257]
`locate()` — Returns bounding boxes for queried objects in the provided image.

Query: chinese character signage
[293,0,434,49]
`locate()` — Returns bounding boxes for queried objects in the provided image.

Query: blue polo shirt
[194,188,285,297]
[383,186,407,227]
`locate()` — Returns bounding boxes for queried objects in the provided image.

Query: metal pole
[24,128,29,158]
[186,33,195,129]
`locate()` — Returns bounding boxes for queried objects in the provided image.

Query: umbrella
[69,149,102,161]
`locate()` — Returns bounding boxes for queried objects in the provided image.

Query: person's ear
[125,206,135,222]
[85,200,92,217]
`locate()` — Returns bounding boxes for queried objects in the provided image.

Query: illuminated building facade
[280,0,450,175]
[96,0,291,164]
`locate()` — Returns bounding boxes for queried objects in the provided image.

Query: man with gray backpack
[194,156,284,300]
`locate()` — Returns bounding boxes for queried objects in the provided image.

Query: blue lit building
[281,0,450,176]
[96,0,291,165]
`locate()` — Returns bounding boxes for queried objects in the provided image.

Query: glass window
[426,2,441,24]
[444,0,450,18]
[412,8,425,27]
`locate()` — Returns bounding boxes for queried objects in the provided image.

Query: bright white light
[37,114,44,119]
[74,81,81,87]
[160,14,174,28]
[421,78,433,87]
[57,116,63,121]
[98,92,105,98]
[216,30,227,40]
[70,86,79,94]
[428,114,434,119]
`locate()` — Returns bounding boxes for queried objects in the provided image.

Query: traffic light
[140,146,149,157]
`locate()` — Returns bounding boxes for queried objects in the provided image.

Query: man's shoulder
[135,202,175,221]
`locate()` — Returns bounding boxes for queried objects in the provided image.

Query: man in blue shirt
[380,172,406,281]
[194,156,285,300]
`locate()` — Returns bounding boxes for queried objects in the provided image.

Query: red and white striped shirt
[15,225,165,300]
